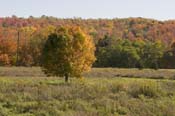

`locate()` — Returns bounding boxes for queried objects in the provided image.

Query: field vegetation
[0,67,175,116]
[1,67,175,79]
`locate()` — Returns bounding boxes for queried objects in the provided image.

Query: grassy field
[1,67,175,79]
[0,67,175,116]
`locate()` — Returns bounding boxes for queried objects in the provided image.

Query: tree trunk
[65,73,69,83]
[155,61,159,70]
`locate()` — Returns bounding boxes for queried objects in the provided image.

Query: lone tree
[41,26,96,82]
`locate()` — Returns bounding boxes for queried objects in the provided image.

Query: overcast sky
[0,0,174,20]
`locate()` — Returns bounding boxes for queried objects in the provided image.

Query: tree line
[0,16,175,68]
[95,35,175,69]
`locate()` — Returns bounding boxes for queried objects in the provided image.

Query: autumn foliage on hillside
[0,16,175,68]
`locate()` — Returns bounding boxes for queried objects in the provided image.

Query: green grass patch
[0,77,173,115]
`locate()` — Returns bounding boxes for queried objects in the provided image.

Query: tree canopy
[0,17,175,68]
[41,26,96,82]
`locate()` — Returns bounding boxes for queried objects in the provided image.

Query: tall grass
[0,77,174,116]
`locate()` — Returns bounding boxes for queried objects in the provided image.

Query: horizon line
[0,15,174,22]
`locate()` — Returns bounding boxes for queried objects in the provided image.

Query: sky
[0,0,175,21]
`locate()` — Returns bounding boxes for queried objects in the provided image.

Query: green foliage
[95,36,165,69]
[141,40,165,69]
[161,41,175,68]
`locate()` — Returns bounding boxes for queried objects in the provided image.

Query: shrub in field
[128,81,161,98]
[41,26,96,82]
[109,82,126,93]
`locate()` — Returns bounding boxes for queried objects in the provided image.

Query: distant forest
[0,16,175,68]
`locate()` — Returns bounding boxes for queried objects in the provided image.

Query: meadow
[0,67,175,116]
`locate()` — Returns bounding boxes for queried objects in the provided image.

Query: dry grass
[85,68,175,79]
[1,67,175,79]
[0,67,44,77]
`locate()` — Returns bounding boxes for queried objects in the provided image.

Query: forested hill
[1,16,175,44]
[0,16,175,68]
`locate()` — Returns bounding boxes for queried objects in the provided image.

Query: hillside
[1,16,175,43]
[0,16,175,68]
